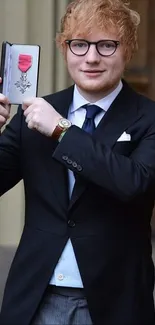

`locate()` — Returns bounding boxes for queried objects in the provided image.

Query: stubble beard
[75,76,120,98]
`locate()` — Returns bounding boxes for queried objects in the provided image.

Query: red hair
[56,0,140,61]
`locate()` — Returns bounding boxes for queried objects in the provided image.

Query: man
[0,0,155,324]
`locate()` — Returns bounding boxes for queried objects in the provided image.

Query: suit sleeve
[52,123,155,201]
[0,108,22,196]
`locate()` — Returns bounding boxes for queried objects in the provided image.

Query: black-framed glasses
[65,39,120,57]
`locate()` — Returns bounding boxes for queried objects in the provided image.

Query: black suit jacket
[0,81,155,325]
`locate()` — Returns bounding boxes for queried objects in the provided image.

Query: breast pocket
[113,141,136,156]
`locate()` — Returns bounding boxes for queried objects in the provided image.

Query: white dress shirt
[50,80,123,287]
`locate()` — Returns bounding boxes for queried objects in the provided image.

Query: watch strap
[52,124,64,140]
[58,130,67,142]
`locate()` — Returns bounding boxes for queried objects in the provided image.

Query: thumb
[22,97,35,110]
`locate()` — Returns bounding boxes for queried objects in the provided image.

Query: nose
[85,45,100,63]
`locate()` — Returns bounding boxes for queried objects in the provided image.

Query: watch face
[59,118,71,128]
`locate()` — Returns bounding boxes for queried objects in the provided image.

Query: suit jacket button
[67,159,72,164]
[62,155,68,161]
[72,162,77,168]
[68,219,76,227]
[77,165,82,171]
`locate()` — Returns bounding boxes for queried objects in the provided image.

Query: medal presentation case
[0,42,40,104]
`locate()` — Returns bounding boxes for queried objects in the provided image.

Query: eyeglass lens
[69,40,118,56]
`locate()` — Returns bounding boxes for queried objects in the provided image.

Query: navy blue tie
[82,104,102,134]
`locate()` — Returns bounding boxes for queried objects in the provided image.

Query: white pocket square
[117,131,131,142]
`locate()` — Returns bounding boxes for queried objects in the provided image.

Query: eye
[71,41,87,48]
[99,41,115,49]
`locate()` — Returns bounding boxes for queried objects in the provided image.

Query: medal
[15,54,32,94]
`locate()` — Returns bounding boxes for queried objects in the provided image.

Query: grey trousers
[32,286,93,325]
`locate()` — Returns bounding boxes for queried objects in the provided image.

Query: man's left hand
[22,97,62,137]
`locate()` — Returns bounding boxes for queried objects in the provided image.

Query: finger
[22,97,36,111]
[2,103,11,116]
[5,103,11,115]
[25,111,33,124]
[0,77,2,84]
[23,105,34,117]
[0,105,10,118]
[27,119,35,130]
[0,93,10,105]
[0,115,7,124]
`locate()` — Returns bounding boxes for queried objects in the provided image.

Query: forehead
[72,28,119,41]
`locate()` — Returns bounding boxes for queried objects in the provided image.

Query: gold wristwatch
[52,117,72,141]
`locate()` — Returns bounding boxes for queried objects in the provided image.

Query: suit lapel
[93,81,139,146]
[69,81,140,210]
[46,86,74,213]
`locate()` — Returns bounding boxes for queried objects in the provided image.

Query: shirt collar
[71,80,123,113]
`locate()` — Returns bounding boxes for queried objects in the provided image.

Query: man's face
[66,29,127,101]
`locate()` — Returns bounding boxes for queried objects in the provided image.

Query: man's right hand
[0,77,11,130]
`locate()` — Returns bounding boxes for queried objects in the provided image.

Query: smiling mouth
[82,70,105,78]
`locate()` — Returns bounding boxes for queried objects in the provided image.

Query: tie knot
[84,104,102,119]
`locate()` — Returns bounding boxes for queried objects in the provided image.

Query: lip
[82,70,105,77]
[83,70,104,73]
